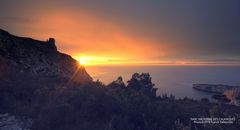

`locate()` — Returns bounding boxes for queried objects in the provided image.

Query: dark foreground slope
[32,74,240,130]
[0,29,240,130]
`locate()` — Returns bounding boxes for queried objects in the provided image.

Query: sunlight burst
[75,56,123,66]
[79,57,88,65]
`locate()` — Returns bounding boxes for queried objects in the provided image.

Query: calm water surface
[85,66,240,100]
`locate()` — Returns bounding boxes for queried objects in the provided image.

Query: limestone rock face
[0,29,92,86]
[0,113,32,130]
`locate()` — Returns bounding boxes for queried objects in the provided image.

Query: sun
[75,56,124,66]
[79,57,88,65]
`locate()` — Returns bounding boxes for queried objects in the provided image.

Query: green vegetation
[0,73,240,130]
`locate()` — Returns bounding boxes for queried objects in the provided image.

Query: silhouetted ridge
[0,28,92,84]
[0,29,57,54]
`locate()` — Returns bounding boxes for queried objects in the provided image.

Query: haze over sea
[86,66,240,100]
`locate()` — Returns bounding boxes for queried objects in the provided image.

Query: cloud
[0,0,240,63]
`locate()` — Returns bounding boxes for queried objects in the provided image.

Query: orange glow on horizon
[13,9,167,64]
[8,9,240,67]
[75,56,125,66]
[74,56,240,66]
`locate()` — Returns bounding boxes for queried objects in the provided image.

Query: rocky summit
[0,29,92,88]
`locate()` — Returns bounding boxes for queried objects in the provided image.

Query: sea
[85,66,240,100]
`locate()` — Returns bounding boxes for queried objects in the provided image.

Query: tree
[127,73,157,98]
[107,76,125,89]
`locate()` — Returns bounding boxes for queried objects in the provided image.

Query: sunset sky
[0,0,240,66]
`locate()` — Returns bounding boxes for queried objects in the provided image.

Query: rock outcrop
[193,84,240,95]
[0,29,92,87]
[193,84,240,105]
[0,113,32,130]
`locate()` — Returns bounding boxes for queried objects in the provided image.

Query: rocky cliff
[0,29,92,88]
[0,113,32,130]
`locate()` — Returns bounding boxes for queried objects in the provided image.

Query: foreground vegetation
[0,73,240,130]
